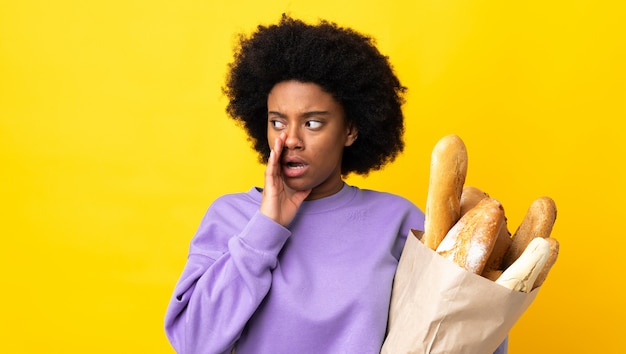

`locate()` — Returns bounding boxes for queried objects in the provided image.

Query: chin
[284,178,317,192]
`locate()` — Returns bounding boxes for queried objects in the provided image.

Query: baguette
[422,135,468,250]
[435,197,504,274]
[496,237,550,292]
[460,185,489,216]
[482,269,503,282]
[459,185,513,276]
[531,237,560,289]
[482,222,512,274]
[501,196,557,269]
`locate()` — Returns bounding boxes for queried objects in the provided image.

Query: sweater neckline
[248,183,357,214]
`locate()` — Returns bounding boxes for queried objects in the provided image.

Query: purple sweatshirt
[164,184,508,354]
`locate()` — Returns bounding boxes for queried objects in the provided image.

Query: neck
[306,179,345,201]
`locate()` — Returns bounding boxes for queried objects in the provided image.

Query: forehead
[267,80,341,111]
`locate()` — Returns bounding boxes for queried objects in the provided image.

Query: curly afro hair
[223,14,407,176]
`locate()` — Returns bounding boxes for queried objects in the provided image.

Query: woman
[165,15,507,354]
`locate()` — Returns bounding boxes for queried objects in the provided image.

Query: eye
[305,120,322,129]
[270,120,286,129]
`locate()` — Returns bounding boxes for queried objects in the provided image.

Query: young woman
[165,15,507,354]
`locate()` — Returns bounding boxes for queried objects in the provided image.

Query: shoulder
[353,186,420,211]
[207,187,262,213]
[198,188,262,231]
[348,186,424,225]
[190,188,262,254]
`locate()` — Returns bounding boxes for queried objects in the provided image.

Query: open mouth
[286,162,307,169]
[282,157,308,177]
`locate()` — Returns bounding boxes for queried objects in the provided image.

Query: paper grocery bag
[381,230,540,354]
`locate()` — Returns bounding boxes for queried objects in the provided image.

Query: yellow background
[1,0,624,353]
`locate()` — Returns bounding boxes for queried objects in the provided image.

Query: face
[267,80,358,200]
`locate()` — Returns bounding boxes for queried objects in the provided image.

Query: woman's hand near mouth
[260,132,312,227]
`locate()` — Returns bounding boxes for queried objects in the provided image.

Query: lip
[281,155,309,178]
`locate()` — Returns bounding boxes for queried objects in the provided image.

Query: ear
[345,124,358,147]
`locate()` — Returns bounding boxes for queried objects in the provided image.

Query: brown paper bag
[381,230,540,354]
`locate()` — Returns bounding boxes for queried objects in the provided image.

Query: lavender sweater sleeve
[164,193,286,354]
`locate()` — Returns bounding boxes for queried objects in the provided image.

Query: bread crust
[482,269,503,282]
[436,197,504,274]
[422,135,468,250]
[459,185,513,275]
[501,196,557,269]
[460,185,489,216]
[480,222,512,274]
[532,237,559,289]
[496,237,551,292]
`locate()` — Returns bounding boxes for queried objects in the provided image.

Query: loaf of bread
[460,186,489,216]
[482,224,512,274]
[496,237,551,292]
[422,134,468,250]
[421,135,560,291]
[532,237,560,289]
[435,197,504,274]
[501,196,557,269]
[482,269,503,282]
[459,186,513,276]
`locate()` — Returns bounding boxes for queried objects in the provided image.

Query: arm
[164,210,290,354]
[165,134,309,353]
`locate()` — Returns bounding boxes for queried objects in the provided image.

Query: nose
[283,127,303,150]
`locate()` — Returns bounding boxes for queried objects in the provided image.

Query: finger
[261,144,282,222]
[274,132,286,154]
[265,134,285,182]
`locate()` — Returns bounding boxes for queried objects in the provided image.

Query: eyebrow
[268,110,331,118]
